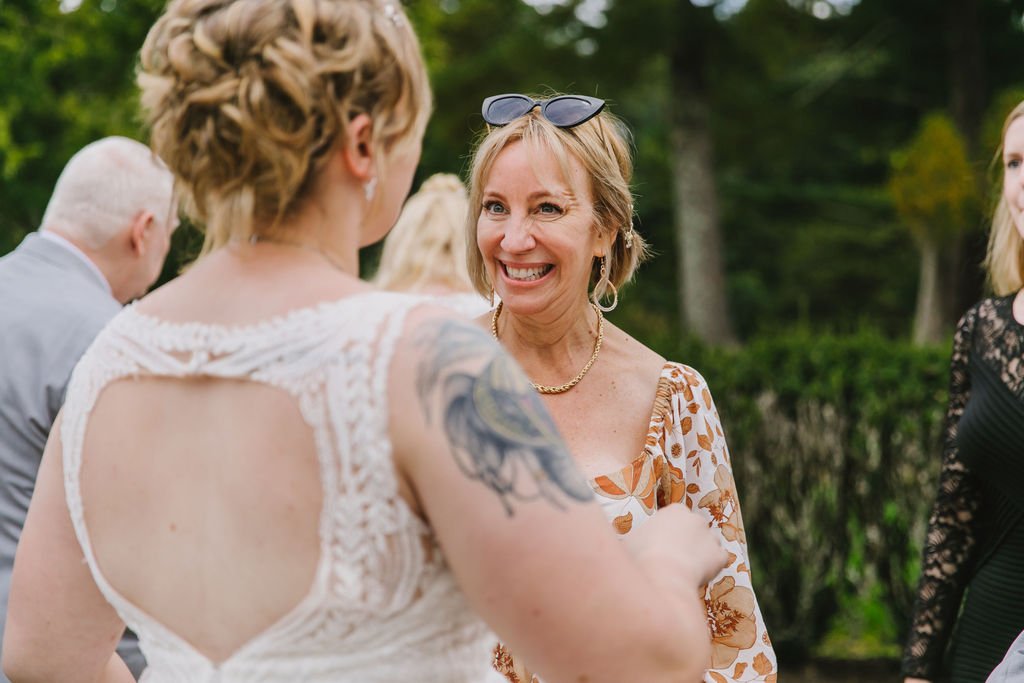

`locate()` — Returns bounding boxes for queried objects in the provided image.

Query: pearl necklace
[490,301,604,395]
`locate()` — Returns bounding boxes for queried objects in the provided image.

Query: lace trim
[59,292,487,675]
[901,296,1024,677]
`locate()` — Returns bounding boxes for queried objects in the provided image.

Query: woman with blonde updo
[373,172,490,316]
[2,3,728,683]
[467,93,776,682]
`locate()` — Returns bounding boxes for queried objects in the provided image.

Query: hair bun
[419,173,467,197]
[138,0,431,255]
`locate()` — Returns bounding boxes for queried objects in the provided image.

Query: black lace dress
[902,295,1024,682]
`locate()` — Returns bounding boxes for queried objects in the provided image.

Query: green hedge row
[658,329,951,660]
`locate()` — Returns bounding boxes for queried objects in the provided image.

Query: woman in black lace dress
[902,100,1024,683]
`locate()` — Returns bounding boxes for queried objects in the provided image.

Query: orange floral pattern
[591,363,776,682]
[492,363,776,683]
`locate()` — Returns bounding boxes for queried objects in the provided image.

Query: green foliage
[980,86,1024,211]
[645,327,949,659]
[7,0,1024,338]
[0,0,164,253]
[981,87,1024,158]
[816,585,901,658]
[2,0,1022,661]
[405,0,590,181]
[889,113,980,246]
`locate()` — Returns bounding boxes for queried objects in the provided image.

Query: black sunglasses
[481,94,606,128]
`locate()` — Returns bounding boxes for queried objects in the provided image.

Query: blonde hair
[41,136,176,250]
[138,0,431,254]
[373,173,473,292]
[985,100,1024,295]
[465,97,650,301]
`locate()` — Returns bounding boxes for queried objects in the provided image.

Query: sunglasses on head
[481,94,606,128]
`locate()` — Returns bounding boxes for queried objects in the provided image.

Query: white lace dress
[59,292,496,682]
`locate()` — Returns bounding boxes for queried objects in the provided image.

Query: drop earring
[364,176,378,202]
[591,256,618,313]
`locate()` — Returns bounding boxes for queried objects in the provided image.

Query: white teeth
[504,264,551,281]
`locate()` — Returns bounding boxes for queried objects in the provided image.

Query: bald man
[0,136,177,680]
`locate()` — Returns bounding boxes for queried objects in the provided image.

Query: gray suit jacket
[0,233,144,679]
[990,631,1024,682]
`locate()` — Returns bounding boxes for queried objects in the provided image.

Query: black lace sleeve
[901,305,983,679]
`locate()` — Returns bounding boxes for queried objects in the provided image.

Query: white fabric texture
[60,292,495,683]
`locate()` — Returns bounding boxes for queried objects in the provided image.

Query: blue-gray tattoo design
[416,320,593,515]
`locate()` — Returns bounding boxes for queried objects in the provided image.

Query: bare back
[82,377,321,661]
[59,286,496,681]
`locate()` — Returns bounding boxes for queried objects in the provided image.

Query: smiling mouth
[502,263,553,282]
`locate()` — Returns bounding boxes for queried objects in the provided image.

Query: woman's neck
[496,298,600,362]
[255,185,364,277]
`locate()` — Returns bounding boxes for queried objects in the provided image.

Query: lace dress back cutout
[59,292,495,683]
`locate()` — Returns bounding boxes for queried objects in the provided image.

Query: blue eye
[1009,159,1022,170]
[484,200,507,214]
[538,202,563,215]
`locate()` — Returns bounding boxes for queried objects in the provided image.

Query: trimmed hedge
[658,329,950,660]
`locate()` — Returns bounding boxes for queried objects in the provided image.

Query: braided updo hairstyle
[138,0,431,253]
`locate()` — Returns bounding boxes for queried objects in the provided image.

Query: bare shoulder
[389,304,504,399]
[600,321,667,385]
[389,305,594,516]
[392,304,494,354]
[392,306,493,366]
[470,308,494,333]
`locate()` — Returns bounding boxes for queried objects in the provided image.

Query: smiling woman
[0,4,734,683]
[466,93,777,683]
[902,99,1024,683]
[477,140,601,318]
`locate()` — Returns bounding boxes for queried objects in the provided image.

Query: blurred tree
[6,0,1024,338]
[947,0,985,158]
[406,0,588,178]
[570,0,738,345]
[982,87,1024,158]
[0,0,165,253]
[669,1,737,346]
[889,114,979,345]
[7,0,1024,662]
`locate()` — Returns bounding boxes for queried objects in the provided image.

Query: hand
[904,679,931,683]
[626,505,729,586]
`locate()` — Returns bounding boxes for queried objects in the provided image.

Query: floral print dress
[493,362,777,683]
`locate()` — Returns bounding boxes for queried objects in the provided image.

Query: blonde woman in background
[1,2,729,682]
[373,172,490,316]
[903,99,1024,683]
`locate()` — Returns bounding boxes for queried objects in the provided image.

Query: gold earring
[591,256,618,313]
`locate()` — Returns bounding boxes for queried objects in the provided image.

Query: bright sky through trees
[523,0,861,22]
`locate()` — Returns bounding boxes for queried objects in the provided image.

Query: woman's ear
[592,228,615,259]
[340,113,375,182]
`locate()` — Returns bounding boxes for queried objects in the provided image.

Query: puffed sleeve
[659,363,777,683]
[901,304,982,679]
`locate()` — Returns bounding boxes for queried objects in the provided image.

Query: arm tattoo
[416,319,593,516]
